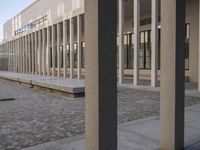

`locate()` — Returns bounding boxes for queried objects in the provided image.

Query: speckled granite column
[160,0,185,149]
[70,18,74,79]
[77,15,82,80]
[198,0,200,91]
[38,30,42,75]
[23,36,26,73]
[57,23,61,77]
[134,0,140,85]
[35,31,38,75]
[28,34,31,74]
[52,25,56,77]
[118,0,125,84]
[25,35,28,73]
[63,20,67,78]
[47,27,50,76]
[31,33,35,74]
[42,29,46,76]
[151,0,158,87]
[85,0,117,149]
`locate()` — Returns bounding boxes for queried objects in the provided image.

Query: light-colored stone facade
[0,0,199,83]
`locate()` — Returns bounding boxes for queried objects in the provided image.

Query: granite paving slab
[22,104,200,150]
[0,79,200,149]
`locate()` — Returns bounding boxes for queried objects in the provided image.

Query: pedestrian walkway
[119,82,200,98]
[0,71,85,97]
[22,104,200,150]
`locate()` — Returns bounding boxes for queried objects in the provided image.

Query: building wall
[1,0,200,82]
[3,20,12,41]
[4,0,84,40]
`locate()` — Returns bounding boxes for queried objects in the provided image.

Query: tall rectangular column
[118,0,125,83]
[31,33,35,74]
[11,41,13,71]
[198,0,200,91]
[77,15,82,79]
[13,41,15,72]
[20,38,22,73]
[18,38,21,73]
[22,38,24,73]
[8,42,9,71]
[20,39,22,73]
[16,39,19,72]
[38,30,42,75]
[35,32,38,75]
[70,18,74,78]
[63,20,67,78]
[42,28,46,76]
[160,0,185,149]
[28,34,31,74]
[10,42,12,71]
[133,0,140,85]
[52,25,56,76]
[25,36,27,73]
[26,35,28,73]
[23,36,25,73]
[14,40,17,72]
[18,39,20,72]
[11,40,15,72]
[12,41,14,71]
[151,0,158,87]
[85,0,117,149]
[19,39,21,73]
[47,27,50,76]
[9,42,11,71]
[8,42,10,71]
[57,23,61,77]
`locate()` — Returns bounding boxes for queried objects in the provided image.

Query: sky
[0,0,36,42]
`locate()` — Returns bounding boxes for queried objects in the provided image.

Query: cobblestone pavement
[124,77,198,90]
[0,79,200,150]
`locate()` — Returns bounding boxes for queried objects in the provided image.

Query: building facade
[0,0,199,85]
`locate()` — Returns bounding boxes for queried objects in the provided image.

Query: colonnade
[1,14,84,79]
[85,0,186,149]
[1,0,200,92]
[118,0,159,87]
[0,41,15,71]
[1,0,160,86]
[0,0,196,149]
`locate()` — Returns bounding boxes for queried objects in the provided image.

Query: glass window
[74,43,77,68]
[60,46,63,68]
[81,42,85,68]
[55,46,57,68]
[185,23,190,70]
[124,34,128,68]
[139,30,151,69]
[158,29,161,69]
[140,32,145,69]
[66,44,70,68]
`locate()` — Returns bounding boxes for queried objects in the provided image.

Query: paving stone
[0,79,200,149]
